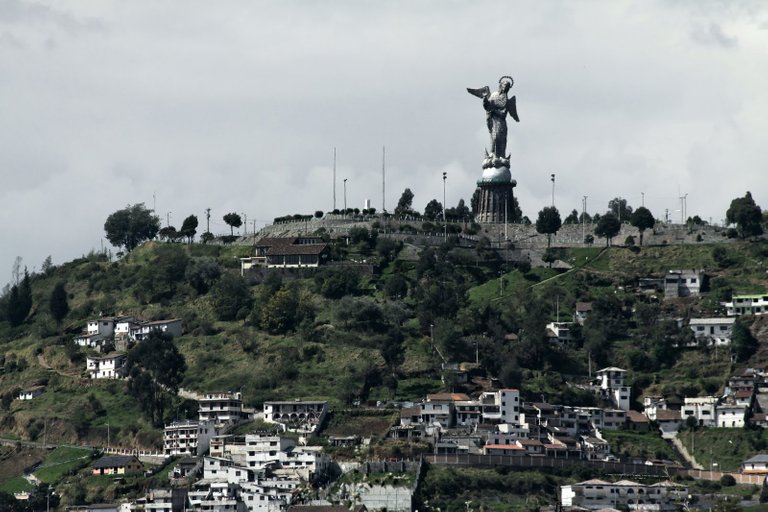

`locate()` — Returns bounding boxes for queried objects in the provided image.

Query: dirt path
[668,432,704,470]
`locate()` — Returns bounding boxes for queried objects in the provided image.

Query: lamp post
[550,174,556,207]
[442,171,447,238]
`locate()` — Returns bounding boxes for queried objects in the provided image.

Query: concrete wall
[251,216,731,251]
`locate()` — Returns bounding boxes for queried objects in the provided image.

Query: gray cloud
[0,1,767,283]
[691,22,738,48]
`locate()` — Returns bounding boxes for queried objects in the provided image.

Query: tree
[563,209,579,224]
[180,215,199,243]
[104,203,161,252]
[542,248,558,268]
[726,191,763,238]
[126,331,186,426]
[446,198,471,222]
[732,318,759,363]
[595,212,621,246]
[259,286,315,334]
[211,273,251,321]
[186,258,222,295]
[394,188,415,216]
[608,197,633,222]
[158,226,179,242]
[200,231,215,244]
[7,270,31,327]
[535,206,562,248]
[49,282,69,325]
[630,206,655,246]
[223,212,243,236]
[424,199,443,221]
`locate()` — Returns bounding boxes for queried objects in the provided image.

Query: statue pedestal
[475,166,516,224]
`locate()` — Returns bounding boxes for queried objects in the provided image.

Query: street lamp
[550,174,556,207]
[442,171,447,238]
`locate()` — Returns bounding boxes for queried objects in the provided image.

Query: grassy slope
[0,239,767,485]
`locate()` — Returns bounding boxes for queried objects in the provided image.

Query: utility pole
[504,190,508,241]
[442,171,447,238]
[550,174,556,207]
[343,179,348,217]
[166,212,171,228]
[243,213,247,235]
[582,196,588,244]
[205,208,211,233]
[641,191,645,207]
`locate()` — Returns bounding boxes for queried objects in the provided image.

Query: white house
[716,401,748,428]
[595,367,631,411]
[87,316,121,337]
[664,269,704,298]
[74,333,109,349]
[681,396,718,427]
[115,318,139,340]
[742,454,768,474]
[574,302,592,325]
[262,400,328,433]
[86,353,127,379]
[688,317,736,346]
[546,322,574,343]
[571,406,626,430]
[199,392,246,426]
[561,479,687,510]
[131,318,183,341]
[725,294,768,316]
[642,396,667,422]
[479,389,524,426]
[17,386,45,400]
[163,419,216,456]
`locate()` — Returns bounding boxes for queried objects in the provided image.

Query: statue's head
[499,76,513,93]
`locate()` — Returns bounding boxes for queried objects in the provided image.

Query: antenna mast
[333,148,337,211]
[382,146,386,213]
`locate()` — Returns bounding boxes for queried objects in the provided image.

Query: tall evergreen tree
[49,282,69,325]
[7,270,32,327]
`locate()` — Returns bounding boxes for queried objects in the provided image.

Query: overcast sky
[1,0,767,285]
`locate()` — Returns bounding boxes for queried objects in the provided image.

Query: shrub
[720,474,736,487]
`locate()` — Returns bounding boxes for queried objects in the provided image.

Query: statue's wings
[466,86,490,98]
[507,95,520,122]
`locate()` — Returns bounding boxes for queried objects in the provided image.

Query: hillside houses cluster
[75,315,183,352]
[391,370,634,462]
[98,392,399,512]
[543,274,766,348]
[644,366,768,431]
[164,392,329,457]
[71,315,183,381]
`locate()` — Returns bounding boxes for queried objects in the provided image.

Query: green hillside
[1,230,768,505]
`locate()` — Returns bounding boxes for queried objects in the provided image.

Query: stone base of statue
[475,165,517,224]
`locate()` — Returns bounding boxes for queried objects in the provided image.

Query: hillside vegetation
[0,231,766,454]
